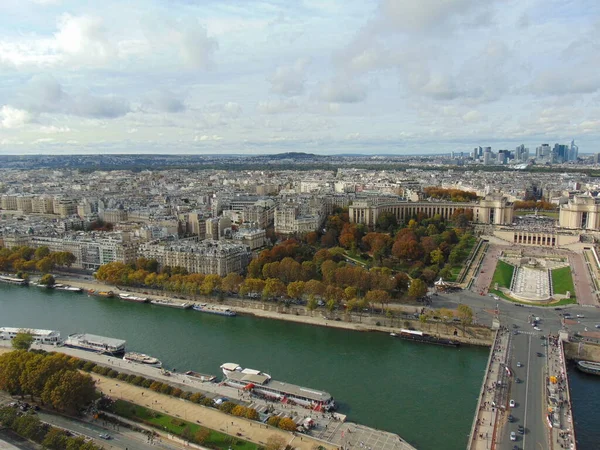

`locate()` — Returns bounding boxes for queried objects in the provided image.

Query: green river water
[0,283,490,450]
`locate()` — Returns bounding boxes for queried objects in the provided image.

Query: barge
[576,360,600,376]
[390,329,460,347]
[150,299,191,309]
[0,327,61,344]
[0,275,28,286]
[185,370,217,382]
[220,363,336,411]
[63,333,126,356]
[192,303,236,316]
[123,352,162,367]
[119,293,149,303]
[54,284,83,293]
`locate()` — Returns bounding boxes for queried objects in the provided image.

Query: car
[534,326,541,331]
[214,397,228,405]
[595,324,600,329]
[515,304,524,307]
[512,324,518,329]
[577,314,585,318]
[509,399,516,408]
[517,362,523,367]
[513,330,519,335]
[513,446,520,450]
[508,414,515,422]
[554,307,562,311]
[510,431,517,441]
[99,434,112,440]
[537,352,543,357]
[515,378,522,384]
[518,425,525,435]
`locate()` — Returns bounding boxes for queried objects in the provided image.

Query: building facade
[349,195,514,227]
[138,239,251,276]
[559,195,600,230]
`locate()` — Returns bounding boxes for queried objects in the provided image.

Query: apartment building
[138,239,251,276]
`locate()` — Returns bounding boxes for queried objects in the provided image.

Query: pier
[467,329,511,450]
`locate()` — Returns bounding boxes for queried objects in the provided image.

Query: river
[0,283,489,450]
[568,363,600,450]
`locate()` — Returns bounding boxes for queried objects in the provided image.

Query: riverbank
[56,276,493,346]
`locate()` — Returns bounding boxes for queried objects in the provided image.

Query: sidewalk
[93,375,337,450]
[468,328,511,450]
[546,336,576,450]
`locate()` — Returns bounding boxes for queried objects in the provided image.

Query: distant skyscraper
[483,150,492,165]
[570,140,579,161]
[472,148,479,160]
[594,153,600,165]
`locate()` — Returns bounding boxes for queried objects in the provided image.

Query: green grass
[447,266,462,282]
[108,400,257,450]
[490,261,515,289]
[551,267,575,296]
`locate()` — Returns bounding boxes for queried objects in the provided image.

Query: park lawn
[520,211,559,219]
[552,267,576,296]
[108,400,257,450]
[447,266,462,282]
[490,261,515,289]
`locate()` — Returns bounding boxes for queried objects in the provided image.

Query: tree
[365,289,390,311]
[265,435,286,450]
[39,274,55,286]
[306,295,318,313]
[41,370,96,413]
[35,257,55,274]
[42,428,68,450]
[222,273,244,294]
[287,281,305,299]
[34,247,50,260]
[407,279,427,300]
[278,417,298,431]
[245,408,259,420]
[430,249,445,266]
[375,211,398,232]
[457,304,474,327]
[12,332,34,351]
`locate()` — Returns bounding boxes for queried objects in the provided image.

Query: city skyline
[0,0,599,155]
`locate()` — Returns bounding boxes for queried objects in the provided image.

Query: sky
[0,0,599,155]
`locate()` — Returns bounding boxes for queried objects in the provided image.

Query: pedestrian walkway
[467,328,511,450]
[546,335,577,450]
[94,375,336,450]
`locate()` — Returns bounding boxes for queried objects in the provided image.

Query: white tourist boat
[123,352,162,367]
[220,363,336,411]
[0,327,61,344]
[63,333,126,356]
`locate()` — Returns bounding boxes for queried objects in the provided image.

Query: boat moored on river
[150,299,191,309]
[119,293,149,303]
[63,333,126,356]
[192,303,236,316]
[0,327,61,344]
[54,284,83,293]
[576,360,600,376]
[390,329,460,347]
[0,275,28,286]
[123,351,161,367]
[220,363,336,411]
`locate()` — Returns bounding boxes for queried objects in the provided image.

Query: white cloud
[194,134,222,141]
[39,125,70,133]
[142,90,186,113]
[318,78,367,103]
[0,105,34,128]
[55,14,115,65]
[257,99,299,114]
[269,57,310,96]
